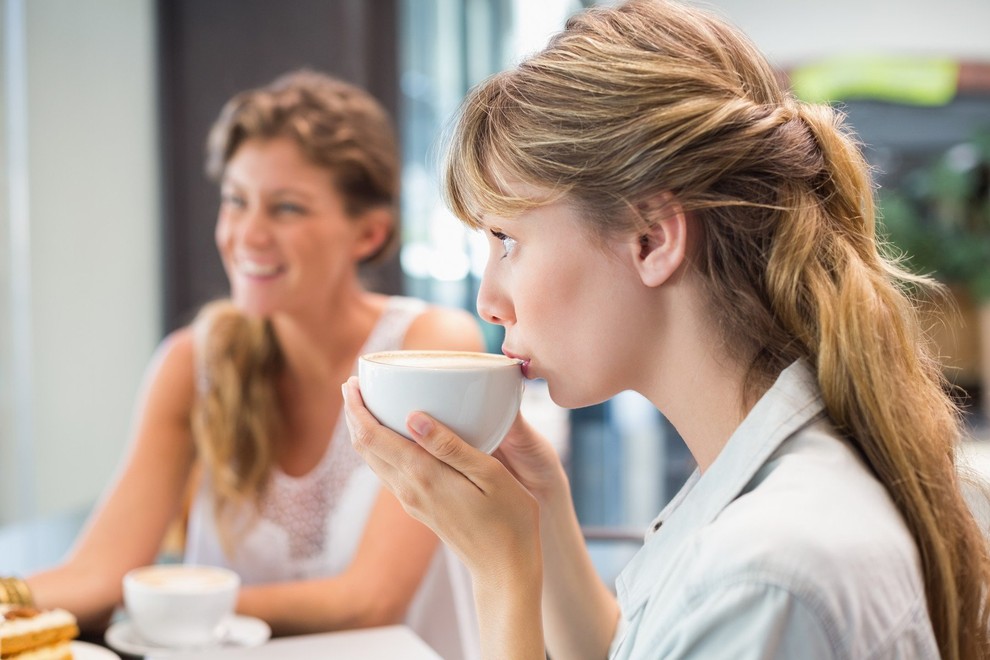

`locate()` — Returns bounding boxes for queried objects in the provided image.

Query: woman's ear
[352,207,393,261]
[632,194,687,288]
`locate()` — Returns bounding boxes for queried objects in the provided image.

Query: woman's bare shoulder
[151,326,195,372]
[402,304,485,353]
[138,326,197,412]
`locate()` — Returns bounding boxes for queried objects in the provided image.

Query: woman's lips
[236,257,285,278]
[503,350,532,378]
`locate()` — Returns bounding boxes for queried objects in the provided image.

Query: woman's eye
[490,229,517,258]
[273,202,306,217]
[220,193,246,210]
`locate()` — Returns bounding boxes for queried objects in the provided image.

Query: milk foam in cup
[123,564,240,649]
[358,350,525,454]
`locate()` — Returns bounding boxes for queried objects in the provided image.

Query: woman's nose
[476,274,512,327]
[239,207,273,246]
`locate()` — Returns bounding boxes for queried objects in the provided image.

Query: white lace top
[184,297,480,659]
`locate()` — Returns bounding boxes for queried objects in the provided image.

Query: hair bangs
[441,75,569,229]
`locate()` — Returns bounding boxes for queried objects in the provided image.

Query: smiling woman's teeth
[239,260,280,276]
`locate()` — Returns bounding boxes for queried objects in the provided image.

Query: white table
[156,625,442,660]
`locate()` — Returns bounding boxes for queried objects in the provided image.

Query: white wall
[0,0,160,522]
[0,0,15,521]
[695,0,990,66]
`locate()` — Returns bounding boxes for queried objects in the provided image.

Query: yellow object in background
[790,56,960,106]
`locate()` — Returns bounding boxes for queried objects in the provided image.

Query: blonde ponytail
[768,104,988,658]
[190,300,284,555]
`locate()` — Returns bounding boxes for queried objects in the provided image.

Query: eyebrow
[267,188,316,199]
[220,178,317,200]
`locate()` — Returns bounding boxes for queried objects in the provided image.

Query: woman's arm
[236,489,439,635]
[464,415,619,658]
[344,381,545,658]
[536,460,622,659]
[470,414,621,659]
[27,331,199,631]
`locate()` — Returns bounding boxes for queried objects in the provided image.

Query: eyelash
[490,229,517,258]
[219,195,306,218]
[274,202,306,216]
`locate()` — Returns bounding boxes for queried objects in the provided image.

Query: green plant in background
[879,127,990,302]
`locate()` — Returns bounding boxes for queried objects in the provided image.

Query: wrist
[467,485,543,589]
[530,460,570,510]
[472,554,545,659]
[538,464,574,519]
[0,577,34,606]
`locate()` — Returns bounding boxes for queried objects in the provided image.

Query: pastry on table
[0,604,79,659]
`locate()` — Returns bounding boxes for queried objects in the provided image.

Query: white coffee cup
[123,564,240,649]
[358,350,524,454]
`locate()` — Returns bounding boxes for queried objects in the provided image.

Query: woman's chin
[230,297,276,319]
[545,382,612,411]
[544,383,581,410]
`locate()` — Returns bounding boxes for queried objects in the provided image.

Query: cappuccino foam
[363,351,520,369]
[129,566,236,592]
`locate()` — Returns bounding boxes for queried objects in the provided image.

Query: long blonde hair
[442,1,990,656]
[190,301,283,551]
[191,71,400,553]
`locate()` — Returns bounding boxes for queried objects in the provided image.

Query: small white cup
[358,350,524,454]
[123,564,240,649]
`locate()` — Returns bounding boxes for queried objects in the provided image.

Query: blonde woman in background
[20,70,483,659]
[344,1,990,658]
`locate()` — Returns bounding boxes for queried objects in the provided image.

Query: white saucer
[104,615,271,658]
[71,641,122,659]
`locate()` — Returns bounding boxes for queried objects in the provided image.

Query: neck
[636,283,762,473]
[270,286,385,386]
[648,350,753,472]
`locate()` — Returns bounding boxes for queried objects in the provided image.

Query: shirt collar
[616,359,827,610]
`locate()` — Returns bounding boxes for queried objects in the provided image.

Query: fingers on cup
[406,412,477,465]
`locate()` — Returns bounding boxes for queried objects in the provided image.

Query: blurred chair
[581,525,647,544]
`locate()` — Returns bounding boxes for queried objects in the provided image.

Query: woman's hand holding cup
[341,375,542,582]
[492,414,570,508]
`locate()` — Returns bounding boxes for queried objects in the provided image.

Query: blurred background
[1,0,988,583]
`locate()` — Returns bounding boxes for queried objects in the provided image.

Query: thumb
[406,412,487,478]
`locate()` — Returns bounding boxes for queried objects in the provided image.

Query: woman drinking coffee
[343,1,990,658]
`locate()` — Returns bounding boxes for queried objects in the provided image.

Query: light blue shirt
[610,361,939,659]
